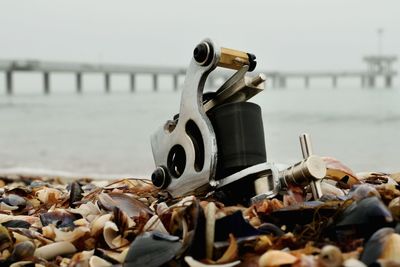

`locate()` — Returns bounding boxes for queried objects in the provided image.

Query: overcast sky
[0,0,399,72]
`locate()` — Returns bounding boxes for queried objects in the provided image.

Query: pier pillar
[153,74,158,91]
[173,74,178,91]
[43,72,50,94]
[304,76,309,88]
[367,76,375,88]
[385,76,392,88]
[361,76,365,88]
[76,73,82,93]
[332,76,337,88]
[279,77,286,88]
[130,74,135,92]
[5,71,13,95]
[104,73,111,93]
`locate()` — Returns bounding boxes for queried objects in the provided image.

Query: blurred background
[0,0,399,178]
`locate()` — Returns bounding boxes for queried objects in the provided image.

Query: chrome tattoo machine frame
[150,39,327,202]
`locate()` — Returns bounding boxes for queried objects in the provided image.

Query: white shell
[91,214,112,236]
[36,188,62,203]
[184,256,240,267]
[103,221,129,249]
[259,250,298,267]
[143,215,168,234]
[53,225,89,242]
[34,241,76,260]
[10,261,33,267]
[205,202,216,259]
[343,258,367,267]
[89,255,112,267]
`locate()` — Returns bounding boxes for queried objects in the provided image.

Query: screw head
[151,166,170,189]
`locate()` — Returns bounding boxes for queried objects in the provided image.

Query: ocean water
[0,83,399,178]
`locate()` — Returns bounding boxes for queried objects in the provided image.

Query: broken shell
[103,221,129,249]
[40,210,80,229]
[1,220,31,229]
[323,157,360,186]
[3,194,27,207]
[98,192,152,217]
[90,214,112,236]
[258,250,298,267]
[143,214,168,234]
[89,255,112,267]
[205,201,216,259]
[9,241,36,262]
[36,187,62,203]
[380,232,400,261]
[34,241,76,260]
[343,259,367,267]
[0,224,12,251]
[124,232,182,267]
[52,225,89,242]
[388,197,400,221]
[113,206,136,233]
[360,228,396,265]
[69,181,83,208]
[335,196,393,240]
[318,245,343,267]
[184,256,240,267]
[320,180,345,197]
[9,261,35,267]
[350,184,381,202]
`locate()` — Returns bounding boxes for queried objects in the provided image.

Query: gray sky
[0,0,399,71]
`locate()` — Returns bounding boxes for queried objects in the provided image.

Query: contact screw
[279,134,326,199]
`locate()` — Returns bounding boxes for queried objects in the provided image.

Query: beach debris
[0,165,398,267]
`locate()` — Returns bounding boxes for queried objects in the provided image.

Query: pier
[0,55,397,94]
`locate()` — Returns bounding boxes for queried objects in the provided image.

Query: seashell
[214,234,238,264]
[9,241,36,262]
[34,241,76,260]
[320,180,345,197]
[69,182,83,208]
[69,249,94,266]
[124,231,182,267]
[98,192,152,217]
[97,247,129,263]
[0,214,39,225]
[388,197,400,221]
[3,194,26,207]
[53,225,89,242]
[36,187,63,203]
[184,256,240,267]
[0,224,12,251]
[323,157,360,186]
[40,210,80,229]
[9,261,35,267]
[70,201,102,221]
[343,259,367,267]
[215,211,259,242]
[1,220,31,229]
[89,255,112,267]
[205,201,216,259]
[318,245,343,267]
[380,232,400,261]
[257,223,285,237]
[335,196,393,240]
[113,206,136,233]
[91,214,112,236]
[349,184,381,202]
[0,202,19,210]
[357,172,396,185]
[360,228,399,265]
[258,250,298,267]
[103,221,129,249]
[143,214,168,234]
